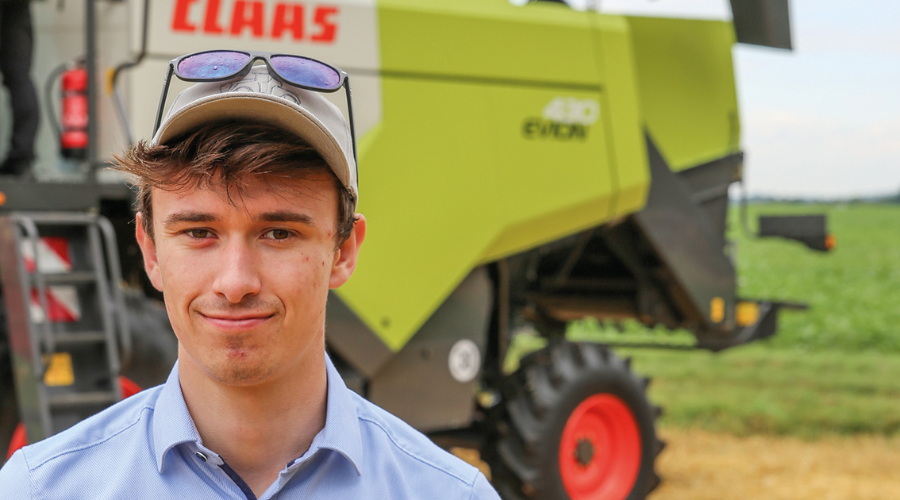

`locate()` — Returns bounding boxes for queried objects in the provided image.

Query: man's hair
[113,121,356,248]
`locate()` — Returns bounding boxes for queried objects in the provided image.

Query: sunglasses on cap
[152,49,357,171]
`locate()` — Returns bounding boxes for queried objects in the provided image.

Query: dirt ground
[453,428,900,499]
[651,428,900,500]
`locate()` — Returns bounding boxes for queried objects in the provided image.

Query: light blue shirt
[0,354,500,499]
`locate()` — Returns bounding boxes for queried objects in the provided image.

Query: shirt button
[195,451,208,462]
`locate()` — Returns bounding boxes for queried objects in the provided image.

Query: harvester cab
[1,0,830,498]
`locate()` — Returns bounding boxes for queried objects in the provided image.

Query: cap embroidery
[218,71,301,106]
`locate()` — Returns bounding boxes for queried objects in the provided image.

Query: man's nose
[211,239,261,303]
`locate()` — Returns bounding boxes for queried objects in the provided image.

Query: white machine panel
[128,0,382,144]
[21,0,382,173]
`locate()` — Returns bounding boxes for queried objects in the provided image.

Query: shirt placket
[256,450,322,499]
[184,442,258,500]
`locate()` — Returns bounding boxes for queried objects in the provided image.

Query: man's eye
[187,229,211,239]
[265,229,291,240]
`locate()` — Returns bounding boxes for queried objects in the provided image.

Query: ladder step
[39,271,98,285]
[48,391,118,408]
[53,331,107,345]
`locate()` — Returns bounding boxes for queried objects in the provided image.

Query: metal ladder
[0,212,131,443]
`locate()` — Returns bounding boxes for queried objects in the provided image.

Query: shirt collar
[152,353,364,476]
[306,353,364,475]
[152,360,203,473]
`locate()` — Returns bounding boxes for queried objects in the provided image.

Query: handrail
[13,217,56,357]
[97,216,132,368]
[109,0,150,145]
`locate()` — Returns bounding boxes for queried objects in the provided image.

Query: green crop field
[621,346,900,438]
[734,203,900,352]
[508,203,900,438]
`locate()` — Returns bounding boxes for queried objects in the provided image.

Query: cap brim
[152,94,353,192]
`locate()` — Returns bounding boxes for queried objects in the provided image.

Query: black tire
[119,290,178,389]
[488,341,663,500]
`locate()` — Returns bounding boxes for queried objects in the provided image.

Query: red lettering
[172,0,340,42]
[272,3,304,40]
[311,6,337,43]
[231,1,266,37]
[204,0,225,34]
[172,0,198,32]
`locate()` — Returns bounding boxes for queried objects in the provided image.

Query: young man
[0,57,500,499]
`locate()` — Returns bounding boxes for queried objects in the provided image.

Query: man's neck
[177,348,328,498]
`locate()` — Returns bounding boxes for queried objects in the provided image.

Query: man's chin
[205,359,275,386]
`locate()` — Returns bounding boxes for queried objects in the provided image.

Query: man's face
[136,171,364,387]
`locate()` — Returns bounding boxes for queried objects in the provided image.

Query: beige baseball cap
[151,65,358,204]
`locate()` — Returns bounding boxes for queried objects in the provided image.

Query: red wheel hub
[559,394,642,500]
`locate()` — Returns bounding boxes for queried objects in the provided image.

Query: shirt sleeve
[0,450,32,500]
[469,472,501,500]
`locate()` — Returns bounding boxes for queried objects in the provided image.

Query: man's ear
[330,214,367,289]
[135,213,163,292]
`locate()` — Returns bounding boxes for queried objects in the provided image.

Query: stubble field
[652,428,900,500]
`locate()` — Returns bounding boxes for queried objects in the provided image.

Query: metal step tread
[37,271,98,285]
[48,391,119,408]
[53,331,107,344]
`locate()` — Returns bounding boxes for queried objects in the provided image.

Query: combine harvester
[0,0,830,498]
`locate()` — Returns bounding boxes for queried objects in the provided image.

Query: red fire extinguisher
[60,65,88,159]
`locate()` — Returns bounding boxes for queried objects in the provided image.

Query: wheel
[488,341,663,500]
[119,289,178,389]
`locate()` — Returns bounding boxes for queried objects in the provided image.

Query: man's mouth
[198,312,275,331]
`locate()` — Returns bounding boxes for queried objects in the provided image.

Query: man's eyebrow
[162,211,219,227]
[256,211,315,226]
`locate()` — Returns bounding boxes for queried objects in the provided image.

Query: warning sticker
[43,352,75,387]
[448,339,480,383]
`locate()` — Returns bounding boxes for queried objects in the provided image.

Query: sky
[562,0,900,199]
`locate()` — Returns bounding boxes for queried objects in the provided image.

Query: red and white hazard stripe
[21,236,72,274]
[21,237,82,323]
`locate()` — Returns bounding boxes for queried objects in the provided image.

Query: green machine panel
[627,16,741,171]
[334,0,654,352]
[378,0,601,86]
[341,77,619,351]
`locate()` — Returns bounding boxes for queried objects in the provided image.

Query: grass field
[509,203,900,438]
[734,203,900,352]
[623,346,900,438]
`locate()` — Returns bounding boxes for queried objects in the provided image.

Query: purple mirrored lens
[270,56,341,90]
[177,51,251,79]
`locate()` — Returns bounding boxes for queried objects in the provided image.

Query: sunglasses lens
[177,51,251,79]
[270,56,342,90]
